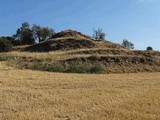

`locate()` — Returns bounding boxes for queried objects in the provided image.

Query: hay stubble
[0,62,160,120]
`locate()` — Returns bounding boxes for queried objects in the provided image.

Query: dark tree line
[0,22,55,52]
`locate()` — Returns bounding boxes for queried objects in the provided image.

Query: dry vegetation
[4,48,160,73]
[1,30,160,119]
[7,30,159,73]
[0,62,160,120]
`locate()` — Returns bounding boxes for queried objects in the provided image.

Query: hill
[2,29,160,73]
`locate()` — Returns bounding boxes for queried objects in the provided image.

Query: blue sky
[0,0,160,50]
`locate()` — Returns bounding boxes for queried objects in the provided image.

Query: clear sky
[0,0,160,50]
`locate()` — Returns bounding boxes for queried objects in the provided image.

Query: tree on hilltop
[122,39,134,49]
[146,46,153,51]
[13,22,35,45]
[32,24,55,42]
[92,28,106,40]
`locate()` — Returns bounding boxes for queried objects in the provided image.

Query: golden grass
[4,51,70,62]
[0,62,160,120]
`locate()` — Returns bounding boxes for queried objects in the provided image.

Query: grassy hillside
[1,49,160,73]
[1,30,160,73]
[1,62,160,120]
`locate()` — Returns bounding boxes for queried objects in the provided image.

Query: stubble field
[0,62,160,120]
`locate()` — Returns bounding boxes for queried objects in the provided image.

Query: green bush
[47,64,65,72]
[31,62,43,70]
[67,64,88,73]
[89,65,104,74]
[28,62,104,74]
[65,64,104,74]
[1,37,21,46]
[0,38,12,52]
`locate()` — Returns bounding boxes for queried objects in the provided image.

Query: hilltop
[22,30,125,52]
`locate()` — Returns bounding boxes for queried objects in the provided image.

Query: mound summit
[24,30,125,52]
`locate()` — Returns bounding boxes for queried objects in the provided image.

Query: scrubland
[0,62,160,120]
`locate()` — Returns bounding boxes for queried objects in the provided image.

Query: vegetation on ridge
[0,21,159,74]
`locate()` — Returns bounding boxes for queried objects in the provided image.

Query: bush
[0,38,12,52]
[89,65,104,74]
[67,64,104,74]
[1,36,21,46]
[47,64,65,72]
[26,62,105,74]
[67,64,88,73]
[146,46,153,51]
[31,62,43,70]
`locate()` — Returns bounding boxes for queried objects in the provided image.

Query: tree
[13,22,35,45]
[0,37,12,52]
[122,39,134,49]
[1,36,21,46]
[32,24,54,42]
[92,28,106,40]
[146,46,153,51]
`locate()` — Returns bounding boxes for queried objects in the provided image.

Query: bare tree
[92,28,106,40]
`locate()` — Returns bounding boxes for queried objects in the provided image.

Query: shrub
[67,64,104,74]
[1,36,21,46]
[67,64,88,73]
[0,38,12,52]
[47,64,65,72]
[146,46,153,51]
[89,65,104,74]
[31,62,43,70]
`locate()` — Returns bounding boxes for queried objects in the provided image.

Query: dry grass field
[0,61,160,120]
